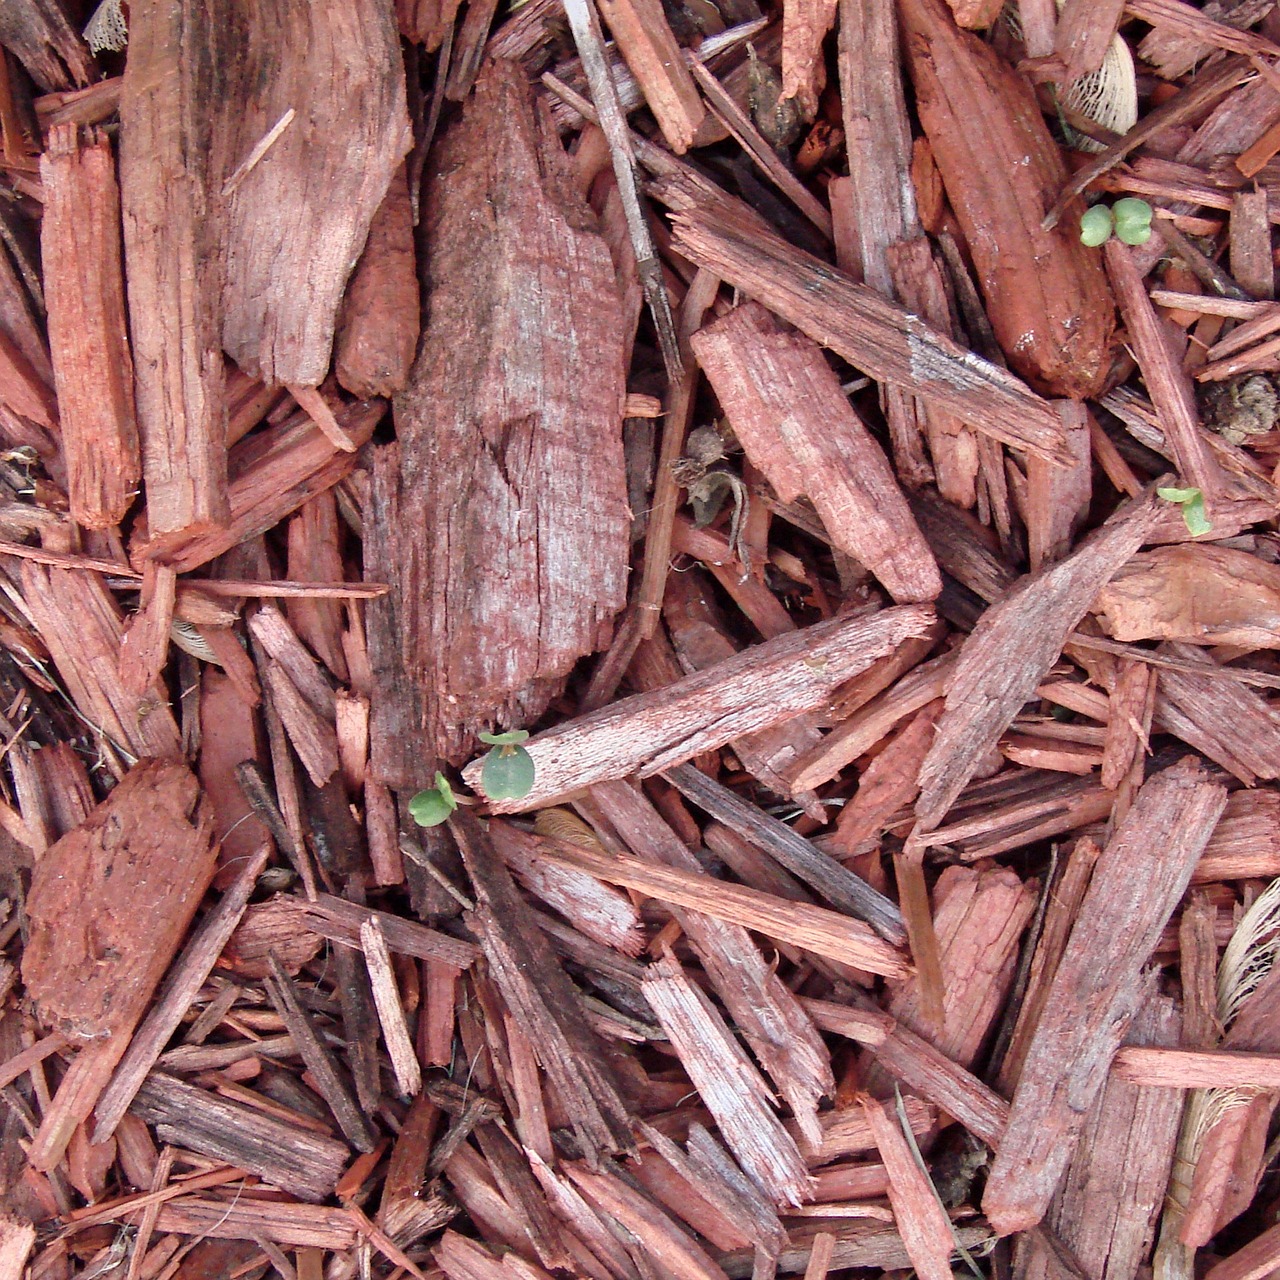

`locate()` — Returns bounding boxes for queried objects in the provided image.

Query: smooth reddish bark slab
[900,0,1116,397]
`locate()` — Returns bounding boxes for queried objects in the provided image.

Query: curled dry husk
[901,0,1116,399]
[1064,36,1138,152]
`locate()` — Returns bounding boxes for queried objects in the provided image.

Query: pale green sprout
[478,730,536,801]
[1157,485,1212,537]
[408,772,456,827]
[1080,205,1114,247]
[1112,197,1154,245]
[1080,198,1154,247]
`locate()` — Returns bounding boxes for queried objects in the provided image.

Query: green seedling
[1112,197,1153,245]
[1080,204,1114,247]
[1080,198,1153,247]
[408,772,457,827]
[478,730,536,801]
[1157,485,1212,536]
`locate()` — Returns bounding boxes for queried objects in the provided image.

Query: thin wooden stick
[94,844,272,1141]
[559,0,683,381]
[687,56,833,238]
[360,916,423,1098]
[634,266,720,640]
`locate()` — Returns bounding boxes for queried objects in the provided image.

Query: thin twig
[559,0,683,382]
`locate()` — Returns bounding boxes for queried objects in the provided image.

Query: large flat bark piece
[982,757,1227,1235]
[369,58,631,777]
[23,760,215,1042]
[119,0,233,537]
[219,0,411,386]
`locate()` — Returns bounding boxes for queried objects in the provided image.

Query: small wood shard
[1026,403,1092,572]
[982,757,1228,1236]
[914,486,1165,829]
[464,603,936,811]
[217,0,411,386]
[806,997,1011,1145]
[833,701,942,854]
[22,759,215,1167]
[668,204,1077,466]
[0,0,95,91]
[664,762,907,942]
[588,779,836,1149]
[131,1072,350,1203]
[21,562,181,759]
[1112,1046,1280,1088]
[132,398,381,572]
[1017,993,1184,1280]
[119,0,231,537]
[534,826,909,975]
[360,916,423,1098]
[1196,789,1280,882]
[596,0,709,153]
[1094,544,1280,648]
[450,808,635,1164]
[154,1197,359,1250]
[564,1161,733,1280]
[493,818,646,955]
[782,0,838,119]
[1155,641,1280,784]
[858,1094,955,1280]
[39,124,141,529]
[94,842,271,1140]
[0,1210,35,1279]
[1104,239,1227,503]
[691,302,941,604]
[837,0,919,287]
[287,385,359,453]
[264,951,378,1152]
[886,863,1036,1068]
[643,951,814,1207]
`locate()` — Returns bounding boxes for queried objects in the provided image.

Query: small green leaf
[1180,490,1212,536]
[478,729,530,747]
[1113,197,1153,245]
[481,744,536,801]
[408,772,457,827]
[1112,197,1152,225]
[1158,485,1213,536]
[1080,205,1114,247]
[1115,222,1152,245]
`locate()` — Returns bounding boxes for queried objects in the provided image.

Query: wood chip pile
[1,0,1280,1277]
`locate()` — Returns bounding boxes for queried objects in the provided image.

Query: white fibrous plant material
[999,2,1138,154]
[1218,874,1280,1024]
[84,0,128,54]
[1153,875,1280,1280]
[169,620,221,666]
[1060,35,1139,153]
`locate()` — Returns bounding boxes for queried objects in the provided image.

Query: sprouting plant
[408,772,457,827]
[1157,485,1212,536]
[1080,197,1153,247]
[477,729,535,801]
[1080,204,1114,247]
